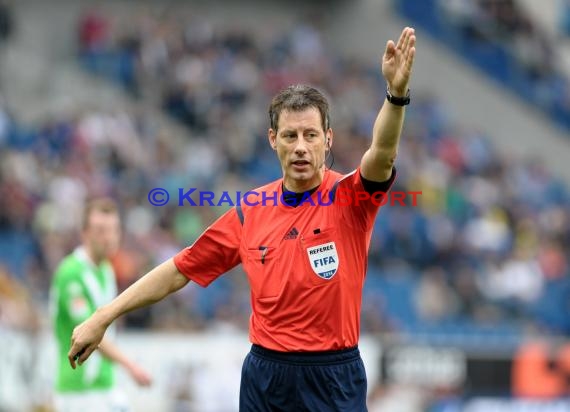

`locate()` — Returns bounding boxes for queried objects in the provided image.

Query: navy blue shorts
[239,344,367,412]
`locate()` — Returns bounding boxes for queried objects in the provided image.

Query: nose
[294,135,308,155]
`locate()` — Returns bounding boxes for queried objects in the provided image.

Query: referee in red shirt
[69,27,416,411]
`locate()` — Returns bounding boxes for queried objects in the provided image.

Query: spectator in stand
[0,0,13,43]
[78,6,110,53]
[561,0,570,36]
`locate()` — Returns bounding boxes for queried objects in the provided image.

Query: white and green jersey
[50,247,117,392]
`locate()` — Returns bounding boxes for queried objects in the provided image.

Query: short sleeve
[173,207,242,287]
[361,167,397,195]
[335,166,396,230]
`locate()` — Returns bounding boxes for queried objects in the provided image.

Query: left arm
[98,338,152,386]
[361,27,416,182]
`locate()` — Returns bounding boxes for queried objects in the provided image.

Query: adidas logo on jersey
[283,227,299,240]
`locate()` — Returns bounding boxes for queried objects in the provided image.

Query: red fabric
[173,167,395,351]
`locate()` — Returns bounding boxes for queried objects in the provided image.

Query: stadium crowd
[1,4,570,341]
[437,0,570,130]
[439,0,555,78]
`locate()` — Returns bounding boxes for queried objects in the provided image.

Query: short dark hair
[268,84,330,132]
[82,197,119,230]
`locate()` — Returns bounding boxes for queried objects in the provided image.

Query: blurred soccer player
[68,27,416,411]
[50,198,151,412]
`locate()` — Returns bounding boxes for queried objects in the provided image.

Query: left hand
[382,27,416,97]
[126,362,153,387]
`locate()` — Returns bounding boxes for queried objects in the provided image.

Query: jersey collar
[277,169,333,210]
[73,246,106,270]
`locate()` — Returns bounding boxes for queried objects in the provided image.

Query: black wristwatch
[386,86,411,106]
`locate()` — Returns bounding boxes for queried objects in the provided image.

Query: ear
[325,128,333,151]
[268,128,277,150]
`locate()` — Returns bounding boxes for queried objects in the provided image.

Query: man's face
[82,210,121,262]
[269,107,332,192]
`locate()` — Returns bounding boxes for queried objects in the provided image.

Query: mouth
[291,160,310,168]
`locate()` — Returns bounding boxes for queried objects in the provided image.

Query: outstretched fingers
[402,28,415,53]
[396,27,408,51]
[404,33,416,66]
[384,40,396,60]
[406,46,416,74]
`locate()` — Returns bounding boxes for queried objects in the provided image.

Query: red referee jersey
[173,167,395,351]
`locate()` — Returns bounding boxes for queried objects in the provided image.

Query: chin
[101,248,118,259]
[290,168,315,178]
[291,174,312,183]
[108,249,120,258]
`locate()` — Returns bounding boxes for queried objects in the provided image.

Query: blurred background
[1,0,570,411]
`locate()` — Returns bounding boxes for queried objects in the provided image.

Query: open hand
[382,27,416,96]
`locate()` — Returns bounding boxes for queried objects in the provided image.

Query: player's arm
[68,258,187,368]
[97,338,152,386]
[361,27,416,182]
